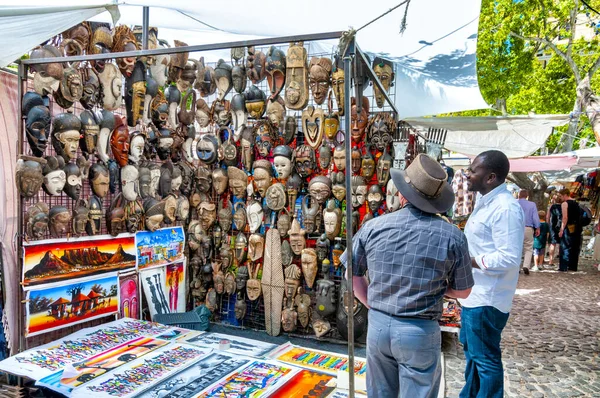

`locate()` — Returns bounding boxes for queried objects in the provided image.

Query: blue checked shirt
[341,204,474,320]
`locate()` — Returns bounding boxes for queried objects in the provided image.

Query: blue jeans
[367,310,441,398]
[459,306,510,398]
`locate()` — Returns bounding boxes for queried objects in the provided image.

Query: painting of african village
[23,235,135,286]
[135,226,185,269]
[25,274,119,337]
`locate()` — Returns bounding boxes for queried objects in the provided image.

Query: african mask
[269,145,292,181]
[286,173,302,214]
[97,110,115,164]
[97,63,123,111]
[302,194,320,234]
[282,305,297,333]
[162,195,178,225]
[33,72,60,97]
[196,134,219,165]
[330,172,347,201]
[294,145,316,178]
[254,120,278,158]
[212,261,225,295]
[266,183,286,211]
[266,99,286,127]
[316,233,330,262]
[351,147,362,174]
[51,113,81,161]
[194,98,212,130]
[246,46,267,84]
[212,100,231,127]
[232,63,247,93]
[228,167,248,199]
[235,233,248,264]
[308,176,332,205]
[295,290,312,328]
[253,159,273,197]
[231,93,247,131]
[386,179,401,212]
[143,76,159,126]
[377,151,393,187]
[351,176,367,209]
[23,92,51,157]
[164,85,181,130]
[283,116,297,145]
[244,85,266,119]
[337,278,368,341]
[308,57,332,105]
[214,59,233,100]
[218,201,234,232]
[49,205,71,237]
[143,198,164,231]
[324,110,340,140]
[149,48,170,87]
[312,318,331,338]
[177,62,197,94]
[125,61,146,127]
[248,233,265,262]
[206,289,218,312]
[199,202,217,231]
[121,165,139,202]
[315,279,336,317]
[191,57,215,97]
[176,195,190,221]
[247,200,264,233]
[265,46,286,99]
[373,57,395,108]
[301,248,318,288]
[42,156,66,196]
[247,263,262,301]
[62,162,82,200]
[78,69,100,110]
[221,128,238,167]
[323,200,342,240]
[235,293,247,319]
[56,64,83,106]
[220,243,234,271]
[332,240,345,269]
[225,272,236,295]
[212,168,229,195]
[368,112,396,152]
[88,26,112,73]
[277,209,291,238]
[240,127,255,171]
[331,64,345,115]
[86,195,103,236]
[112,25,137,77]
[362,151,376,180]
[128,132,145,165]
[318,145,332,171]
[231,203,246,232]
[285,45,310,110]
[302,106,325,149]
[188,220,203,252]
[333,145,346,171]
[110,116,129,167]
[26,202,49,239]
[72,200,89,237]
[195,166,211,194]
[284,264,301,300]
[158,164,173,198]
[368,184,384,213]
[137,167,153,199]
[351,97,370,143]
[281,240,293,267]
[79,110,99,156]
[288,218,306,255]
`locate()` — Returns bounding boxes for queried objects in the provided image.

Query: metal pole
[343,37,356,397]
[16,62,25,356]
[142,6,150,50]
[355,45,399,116]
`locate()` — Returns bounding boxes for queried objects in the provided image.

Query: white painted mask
[386,179,400,212]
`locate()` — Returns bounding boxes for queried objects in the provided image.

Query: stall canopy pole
[343,36,356,398]
[142,6,149,50]
[356,44,398,116]
[16,62,25,358]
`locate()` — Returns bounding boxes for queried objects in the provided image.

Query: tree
[109,284,118,297]
[29,296,52,314]
[90,284,104,294]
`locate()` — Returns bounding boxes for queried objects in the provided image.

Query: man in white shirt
[459,150,525,398]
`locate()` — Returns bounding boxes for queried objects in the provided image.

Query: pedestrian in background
[533,210,549,271]
[517,190,540,275]
[558,189,582,272]
[547,193,563,267]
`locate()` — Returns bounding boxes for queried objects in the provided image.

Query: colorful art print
[37,336,169,393]
[139,353,252,398]
[154,327,193,341]
[72,344,209,398]
[193,360,298,398]
[269,344,367,377]
[140,267,170,320]
[270,369,335,398]
[119,271,140,319]
[0,319,172,378]
[135,227,185,269]
[182,332,279,358]
[166,261,186,313]
[25,274,120,337]
[23,234,136,287]
[326,389,367,398]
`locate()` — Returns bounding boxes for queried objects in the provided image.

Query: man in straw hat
[459,150,524,398]
[342,154,474,398]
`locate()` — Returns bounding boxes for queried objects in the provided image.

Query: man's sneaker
[523,267,530,275]
[531,266,540,272]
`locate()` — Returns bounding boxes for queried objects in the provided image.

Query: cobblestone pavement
[443,259,600,398]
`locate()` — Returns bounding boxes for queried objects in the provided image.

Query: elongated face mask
[372,57,395,108]
[247,200,264,233]
[98,63,123,111]
[52,113,81,161]
[386,178,400,212]
[308,57,332,105]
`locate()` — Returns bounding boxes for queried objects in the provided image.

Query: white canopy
[0,0,488,118]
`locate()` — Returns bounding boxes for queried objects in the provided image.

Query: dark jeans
[559,229,581,272]
[459,306,509,398]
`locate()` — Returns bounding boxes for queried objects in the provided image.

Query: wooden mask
[323,200,342,240]
[235,233,248,264]
[228,168,248,199]
[367,112,396,152]
[233,202,247,231]
[284,264,301,300]
[312,318,331,338]
[225,272,236,295]
[248,233,265,262]
[26,202,49,239]
[302,105,325,149]
[288,217,306,255]
[308,57,332,105]
[281,305,298,332]
[302,194,320,234]
[284,42,309,110]
[246,263,263,301]
[295,288,312,328]
[266,183,287,211]
[351,97,370,144]
[301,248,318,288]
[265,46,286,100]
[235,293,247,319]
[372,57,395,108]
[308,176,332,205]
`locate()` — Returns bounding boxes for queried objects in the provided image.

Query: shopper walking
[533,210,549,270]
[517,190,540,275]
[558,188,583,272]
[343,154,473,398]
[547,193,563,266]
[460,150,525,398]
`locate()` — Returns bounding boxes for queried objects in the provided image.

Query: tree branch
[510,31,581,82]
[588,55,600,78]
[566,0,579,59]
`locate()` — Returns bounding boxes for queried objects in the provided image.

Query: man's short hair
[559,188,571,196]
[518,190,529,199]
[477,150,510,182]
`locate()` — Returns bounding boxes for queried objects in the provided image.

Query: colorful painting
[270,370,335,398]
[325,389,367,398]
[118,271,139,319]
[25,274,119,337]
[166,261,186,313]
[0,318,173,378]
[192,360,298,398]
[139,353,252,398]
[23,235,135,287]
[268,344,367,377]
[182,331,279,358]
[135,226,185,269]
[140,266,170,320]
[71,344,210,398]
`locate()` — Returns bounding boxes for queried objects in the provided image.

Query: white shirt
[459,183,525,313]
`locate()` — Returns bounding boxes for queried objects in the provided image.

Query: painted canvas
[0,318,173,379]
[139,353,252,398]
[70,343,210,398]
[270,369,335,398]
[192,359,298,398]
[23,235,135,287]
[182,331,279,358]
[140,266,170,320]
[135,226,185,269]
[25,274,119,337]
[118,271,140,319]
[166,261,186,313]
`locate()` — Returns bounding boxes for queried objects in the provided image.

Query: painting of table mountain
[23,235,136,287]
